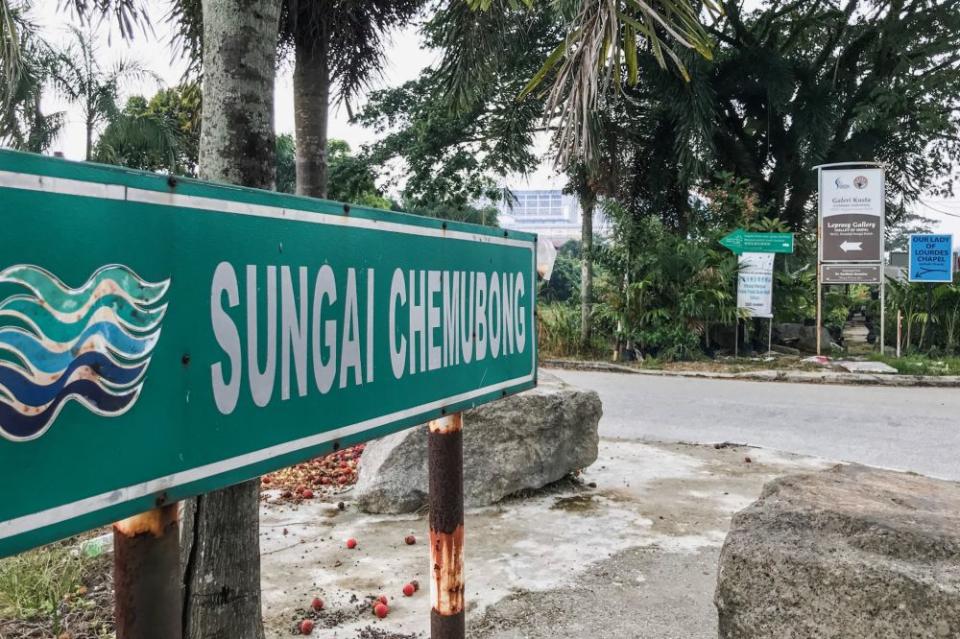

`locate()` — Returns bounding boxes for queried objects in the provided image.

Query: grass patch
[869,353,960,376]
[0,540,113,638]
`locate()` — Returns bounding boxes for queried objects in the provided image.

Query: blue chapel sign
[909,234,954,283]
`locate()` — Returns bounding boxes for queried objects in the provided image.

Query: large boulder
[773,322,803,346]
[715,464,960,639]
[354,371,602,513]
[797,325,840,352]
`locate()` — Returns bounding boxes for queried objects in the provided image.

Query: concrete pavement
[551,369,960,481]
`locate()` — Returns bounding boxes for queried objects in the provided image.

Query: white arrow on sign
[840,241,862,252]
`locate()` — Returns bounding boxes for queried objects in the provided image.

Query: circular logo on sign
[853,175,868,189]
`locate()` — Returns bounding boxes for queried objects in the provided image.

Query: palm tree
[452,0,720,166]
[50,25,158,160]
[170,0,424,198]
[0,23,65,151]
[92,96,182,171]
[280,0,424,197]
[1,0,147,104]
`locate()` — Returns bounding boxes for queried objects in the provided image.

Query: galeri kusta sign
[819,168,884,262]
[0,150,537,557]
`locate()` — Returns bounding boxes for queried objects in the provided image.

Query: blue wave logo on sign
[0,265,169,442]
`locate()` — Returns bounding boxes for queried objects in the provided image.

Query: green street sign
[720,229,794,255]
[0,150,537,557]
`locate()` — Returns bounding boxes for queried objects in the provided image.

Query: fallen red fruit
[404,535,416,545]
[374,603,389,619]
[300,619,315,635]
[261,476,271,484]
[302,489,314,499]
[311,597,324,611]
[377,595,388,605]
[346,538,357,549]
[402,583,415,597]
[338,476,349,484]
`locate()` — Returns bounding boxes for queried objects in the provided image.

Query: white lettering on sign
[210,263,529,415]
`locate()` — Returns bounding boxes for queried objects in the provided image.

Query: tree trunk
[293,28,330,198]
[580,191,596,349]
[182,1,280,638]
[85,117,93,161]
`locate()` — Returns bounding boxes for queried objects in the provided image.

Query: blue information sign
[909,234,954,283]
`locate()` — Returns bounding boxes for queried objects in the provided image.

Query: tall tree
[93,94,183,171]
[278,0,423,197]
[617,0,960,231]
[171,0,423,197]
[51,25,157,159]
[0,21,65,151]
[0,0,146,96]
[179,2,280,639]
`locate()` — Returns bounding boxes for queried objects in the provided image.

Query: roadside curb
[540,359,960,388]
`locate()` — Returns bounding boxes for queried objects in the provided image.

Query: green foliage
[607,0,960,231]
[594,205,740,361]
[275,135,393,208]
[0,16,64,152]
[885,278,960,354]
[403,199,498,227]
[540,241,581,303]
[356,3,559,210]
[276,132,296,194]
[869,353,960,377]
[92,84,201,175]
[465,0,719,167]
[51,25,159,160]
[537,302,605,358]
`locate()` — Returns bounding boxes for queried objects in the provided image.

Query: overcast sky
[26,0,960,237]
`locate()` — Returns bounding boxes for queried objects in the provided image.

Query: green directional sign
[0,150,537,557]
[720,229,794,255]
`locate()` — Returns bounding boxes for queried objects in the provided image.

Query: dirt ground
[259,440,831,638]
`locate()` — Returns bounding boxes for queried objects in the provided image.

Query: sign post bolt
[428,413,465,639]
[113,503,182,639]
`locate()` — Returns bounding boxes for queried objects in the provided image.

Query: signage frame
[818,167,885,264]
[820,263,883,285]
[813,161,887,355]
[908,234,954,283]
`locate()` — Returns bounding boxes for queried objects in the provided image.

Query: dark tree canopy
[355,2,561,209]
[618,0,960,231]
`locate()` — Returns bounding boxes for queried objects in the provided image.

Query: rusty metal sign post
[113,504,182,639]
[428,413,465,638]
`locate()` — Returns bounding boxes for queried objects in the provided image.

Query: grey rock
[773,323,803,345]
[715,464,960,639]
[354,371,602,513]
[797,325,840,353]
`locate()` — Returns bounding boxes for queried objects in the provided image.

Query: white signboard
[819,168,884,262]
[737,252,774,318]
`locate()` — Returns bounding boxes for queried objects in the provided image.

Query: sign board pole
[897,310,903,358]
[734,319,739,358]
[768,319,773,356]
[428,413,465,639]
[113,503,182,639]
[816,167,822,356]
[879,169,886,353]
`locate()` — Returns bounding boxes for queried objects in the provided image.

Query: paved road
[552,369,960,480]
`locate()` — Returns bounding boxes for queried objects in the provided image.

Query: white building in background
[493,189,608,247]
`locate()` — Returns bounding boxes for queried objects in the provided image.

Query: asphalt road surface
[551,369,960,481]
